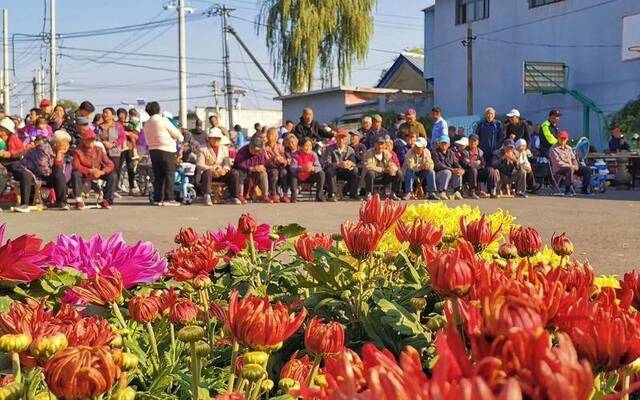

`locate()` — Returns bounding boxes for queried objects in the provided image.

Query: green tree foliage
[258,0,377,93]
[610,96,640,137]
[56,99,78,114]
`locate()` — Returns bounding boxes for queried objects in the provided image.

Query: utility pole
[3,9,10,114]
[177,0,187,128]
[211,81,220,115]
[462,22,475,116]
[32,76,37,107]
[50,0,57,105]
[222,6,234,130]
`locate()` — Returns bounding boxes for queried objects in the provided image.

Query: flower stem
[248,232,258,265]
[146,322,160,370]
[11,352,21,383]
[170,323,176,364]
[190,342,200,400]
[451,297,467,348]
[623,370,631,400]
[305,355,322,388]
[110,302,128,330]
[227,340,239,392]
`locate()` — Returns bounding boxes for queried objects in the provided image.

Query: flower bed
[0,195,638,399]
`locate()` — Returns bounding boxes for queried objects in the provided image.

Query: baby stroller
[147,162,197,205]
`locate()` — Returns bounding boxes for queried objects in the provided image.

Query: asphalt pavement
[2,191,640,276]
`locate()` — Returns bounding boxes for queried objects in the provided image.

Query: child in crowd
[25,117,53,144]
[453,136,468,164]
[128,109,142,160]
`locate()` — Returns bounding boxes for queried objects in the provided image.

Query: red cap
[81,129,96,140]
[557,130,570,140]
[613,127,622,134]
[335,128,349,138]
[39,98,52,107]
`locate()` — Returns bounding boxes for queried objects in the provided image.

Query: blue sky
[6,0,433,115]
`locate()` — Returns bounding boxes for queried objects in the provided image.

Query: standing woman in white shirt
[143,101,184,206]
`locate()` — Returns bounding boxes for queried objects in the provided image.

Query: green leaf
[0,296,13,313]
[274,223,307,239]
[375,298,425,337]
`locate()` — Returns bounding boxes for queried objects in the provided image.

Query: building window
[455,0,489,25]
[523,61,567,94]
[529,0,564,8]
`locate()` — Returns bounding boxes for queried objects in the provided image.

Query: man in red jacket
[71,129,116,210]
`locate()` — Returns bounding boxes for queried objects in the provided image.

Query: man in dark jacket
[433,135,464,200]
[461,133,499,199]
[322,129,359,199]
[492,139,527,198]
[293,108,332,143]
[474,107,504,165]
[231,135,272,204]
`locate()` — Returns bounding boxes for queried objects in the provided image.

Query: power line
[479,37,620,49]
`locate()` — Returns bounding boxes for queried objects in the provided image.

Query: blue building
[423,0,640,148]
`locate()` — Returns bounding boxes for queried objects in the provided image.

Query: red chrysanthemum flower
[175,227,200,247]
[167,241,220,282]
[551,232,574,257]
[358,194,406,231]
[340,222,385,259]
[168,298,199,325]
[0,225,49,283]
[226,290,307,350]
[395,219,444,251]
[423,239,478,298]
[294,233,333,262]
[509,226,543,258]
[44,346,120,400]
[70,272,124,306]
[304,317,345,357]
[459,215,501,253]
[280,351,315,383]
[238,213,258,235]
[128,295,162,324]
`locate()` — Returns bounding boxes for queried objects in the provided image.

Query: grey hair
[52,129,72,144]
[484,107,496,114]
[362,116,372,124]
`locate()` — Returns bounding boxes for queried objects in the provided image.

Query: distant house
[275,86,428,127]
[423,0,640,149]
[377,52,430,94]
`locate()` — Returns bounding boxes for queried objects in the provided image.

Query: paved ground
[2,191,640,276]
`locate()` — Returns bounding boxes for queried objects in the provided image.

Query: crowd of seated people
[0,100,599,212]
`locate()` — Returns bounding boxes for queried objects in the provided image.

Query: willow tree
[258,0,376,93]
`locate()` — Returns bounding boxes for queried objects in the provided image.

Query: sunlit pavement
[2,190,640,276]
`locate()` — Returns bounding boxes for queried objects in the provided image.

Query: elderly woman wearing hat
[0,117,25,169]
[11,130,72,212]
[71,129,117,210]
[197,127,235,206]
[549,130,592,196]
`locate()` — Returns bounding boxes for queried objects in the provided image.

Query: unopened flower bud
[409,297,427,312]
[32,391,56,400]
[244,351,269,365]
[498,243,518,260]
[278,378,298,393]
[628,358,640,374]
[192,276,212,290]
[238,213,257,235]
[30,333,68,359]
[340,290,352,301]
[330,233,343,242]
[177,326,205,343]
[116,328,131,337]
[426,315,446,331]
[120,353,139,371]
[260,379,274,392]
[352,271,366,283]
[434,301,445,312]
[111,386,136,400]
[194,341,210,357]
[0,382,25,400]
[0,334,31,353]
[111,334,123,349]
[551,232,574,257]
[314,374,328,387]
[241,363,265,381]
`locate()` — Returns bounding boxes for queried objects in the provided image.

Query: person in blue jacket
[474,107,504,165]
